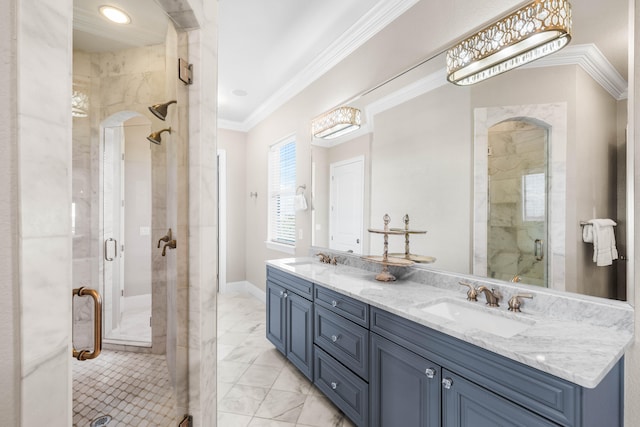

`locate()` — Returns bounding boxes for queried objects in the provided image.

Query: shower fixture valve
[157,228,172,248]
[162,240,177,256]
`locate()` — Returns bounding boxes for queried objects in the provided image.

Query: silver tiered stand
[363,214,414,282]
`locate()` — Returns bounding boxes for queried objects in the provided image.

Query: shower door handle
[104,238,117,261]
[72,287,102,361]
[534,239,544,261]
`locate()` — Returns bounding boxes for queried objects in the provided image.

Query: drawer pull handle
[331,381,338,390]
[442,378,453,390]
[331,300,338,307]
[331,334,340,343]
[425,368,435,379]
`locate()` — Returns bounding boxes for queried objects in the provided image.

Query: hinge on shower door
[179,415,193,427]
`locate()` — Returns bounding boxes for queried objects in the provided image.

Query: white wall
[371,84,472,272]
[218,129,247,283]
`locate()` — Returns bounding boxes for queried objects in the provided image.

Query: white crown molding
[220,41,628,132]
[221,0,421,133]
[217,119,248,133]
[522,43,628,100]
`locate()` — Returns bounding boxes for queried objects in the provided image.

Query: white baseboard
[220,280,265,303]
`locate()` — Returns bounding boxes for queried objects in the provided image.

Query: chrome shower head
[148,100,177,121]
[147,127,171,145]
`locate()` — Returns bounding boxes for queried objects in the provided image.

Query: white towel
[295,194,308,211]
[583,219,618,266]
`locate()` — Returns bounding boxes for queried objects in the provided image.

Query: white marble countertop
[267,257,634,389]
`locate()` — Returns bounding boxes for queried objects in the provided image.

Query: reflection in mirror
[311,0,628,300]
[485,120,548,287]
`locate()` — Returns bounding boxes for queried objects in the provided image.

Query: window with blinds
[268,138,296,246]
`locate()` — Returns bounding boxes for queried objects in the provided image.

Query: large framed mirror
[311,0,630,300]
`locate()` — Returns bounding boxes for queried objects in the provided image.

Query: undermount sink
[420,300,534,338]
[284,260,328,273]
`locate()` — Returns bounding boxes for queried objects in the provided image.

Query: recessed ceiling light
[232,89,248,97]
[99,6,131,24]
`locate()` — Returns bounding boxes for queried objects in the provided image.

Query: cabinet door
[370,333,440,427]
[266,281,286,354]
[286,291,314,380]
[442,370,558,427]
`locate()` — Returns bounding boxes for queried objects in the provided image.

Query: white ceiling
[73,0,629,130]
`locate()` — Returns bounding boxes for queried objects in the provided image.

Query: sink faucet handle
[508,293,534,312]
[459,282,478,302]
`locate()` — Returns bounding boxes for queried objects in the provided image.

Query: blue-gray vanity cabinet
[315,346,369,426]
[370,333,441,427]
[441,369,558,427]
[266,267,314,380]
[266,280,286,354]
[313,286,370,427]
[314,305,369,380]
[370,306,624,427]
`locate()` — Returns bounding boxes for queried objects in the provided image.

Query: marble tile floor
[218,291,355,427]
[105,294,152,344]
[72,349,178,426]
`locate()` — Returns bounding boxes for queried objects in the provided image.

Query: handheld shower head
[147,127,171,145]
[148,100,177,121]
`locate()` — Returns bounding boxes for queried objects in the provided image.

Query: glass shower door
[103,125,125,340]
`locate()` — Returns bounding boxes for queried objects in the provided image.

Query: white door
[330,156,364,254]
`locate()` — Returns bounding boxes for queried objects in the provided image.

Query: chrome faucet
[476,286,500,307]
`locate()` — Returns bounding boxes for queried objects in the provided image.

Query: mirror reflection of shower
[486,119,548,287]
[103,114,153,345]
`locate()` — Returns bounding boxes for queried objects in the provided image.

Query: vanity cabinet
[370,333,441,427]
[265,265,624,427]
[313,286,370,427]
[370,306,623,427]
[266,267,314,380]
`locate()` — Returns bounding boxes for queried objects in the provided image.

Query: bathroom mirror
[311,0,629,300]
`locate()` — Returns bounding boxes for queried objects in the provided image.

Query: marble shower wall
[72,44,168,355]
[13,0,74,425]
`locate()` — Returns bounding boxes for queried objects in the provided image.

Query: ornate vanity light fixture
[311,106,361,139]
[446,0,572,86]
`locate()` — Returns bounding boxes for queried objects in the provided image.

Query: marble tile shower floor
[218,291,355,427]
[72,350,178,427]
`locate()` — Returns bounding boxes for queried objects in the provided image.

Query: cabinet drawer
[267,266,313,300]
[371,307,578,427]
[314,346,368,427]
[314,305,369,380]
[315,285,369,327]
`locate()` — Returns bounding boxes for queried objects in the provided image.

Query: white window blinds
[268,138,296,246]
